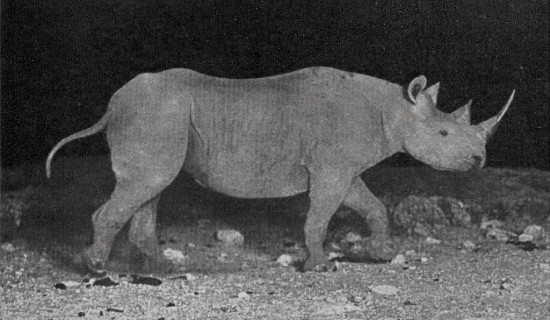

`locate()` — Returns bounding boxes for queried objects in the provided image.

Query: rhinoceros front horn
[479,90,515,140]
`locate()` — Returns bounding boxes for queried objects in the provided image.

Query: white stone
[523,225,545,240]
[276,254,296,267]
[480,219,504,230]
[391,254,406,265]
[215,229,244,246]
[0,243,15,252]
[163,248,187,263]
[462,240,477,250]
[486,228,510,242]
[344,232,362,243]
[518,234,534,242]
[370,285,398,295]
[426,237,441,245]
[328,251,344,261]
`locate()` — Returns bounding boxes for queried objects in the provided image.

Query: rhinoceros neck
[353,73,407,160]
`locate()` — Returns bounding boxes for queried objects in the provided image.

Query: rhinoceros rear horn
[479,90,515,139]
[451,99,472,125]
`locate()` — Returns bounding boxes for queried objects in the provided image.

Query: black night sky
[1,0,548,170]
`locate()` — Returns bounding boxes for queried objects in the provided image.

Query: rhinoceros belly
[182,127,309,199]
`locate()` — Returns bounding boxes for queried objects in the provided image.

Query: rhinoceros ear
[424,82,440,105]
[407,76,427,104]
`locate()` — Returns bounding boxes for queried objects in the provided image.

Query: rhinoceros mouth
[458,157,484,171]
[426,157,481,172]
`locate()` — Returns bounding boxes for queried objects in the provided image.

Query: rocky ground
[1,156,549,319]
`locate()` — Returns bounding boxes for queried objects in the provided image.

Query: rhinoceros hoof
[81,254,107,277]
[140,255,176,274]
[344,237,396,262]
[364,237,396,261]
[302,257,337,272]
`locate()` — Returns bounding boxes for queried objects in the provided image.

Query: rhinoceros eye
[439,130,448,137]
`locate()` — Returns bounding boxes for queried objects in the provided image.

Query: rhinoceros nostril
[471,155,483,167]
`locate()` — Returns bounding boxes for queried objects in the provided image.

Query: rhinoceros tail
[46,110,111,178]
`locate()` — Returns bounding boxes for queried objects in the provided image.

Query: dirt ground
[1,156,549,319]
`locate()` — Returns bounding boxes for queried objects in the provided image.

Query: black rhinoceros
[46,67,514,273]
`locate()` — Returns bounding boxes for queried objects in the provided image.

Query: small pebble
[198,219,211,228]
[93,277,119,287]
[63,280,81,288]
[163,248,187,263]
[486,228,510,242]
[215,229,244,246]
[276,254,295,267]
[480,219,504,230]
[237,291,250,299]
[426,237,441,245]
[328,242,342,251]
[523,225,545,240]
[391,254,406,265]
[54,283,67,290]
[0,243,16,252]
[500,283,513,290]
[328,251,344,261]
[130,275,162,286]
[344,232,362,243]
[518,234,534,242]
[463,240,477,250]
[413,224,430,237]
[370,285,398,295]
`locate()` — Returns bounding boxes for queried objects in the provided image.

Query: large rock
[392,196,474,236]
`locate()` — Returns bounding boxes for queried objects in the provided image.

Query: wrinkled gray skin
[46,67,514,273]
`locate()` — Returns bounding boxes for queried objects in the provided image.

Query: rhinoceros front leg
[341,178,395,261]
[303,169,354,272]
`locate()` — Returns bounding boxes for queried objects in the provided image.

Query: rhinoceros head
[395,76,514,171]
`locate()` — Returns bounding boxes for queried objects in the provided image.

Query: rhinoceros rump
[46,67,514,273]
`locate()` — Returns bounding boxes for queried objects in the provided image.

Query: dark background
[1,0,548,170]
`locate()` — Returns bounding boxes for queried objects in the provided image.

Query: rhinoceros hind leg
[85,154,186,274]
[84,184,162,273]
[127,195,174,272]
